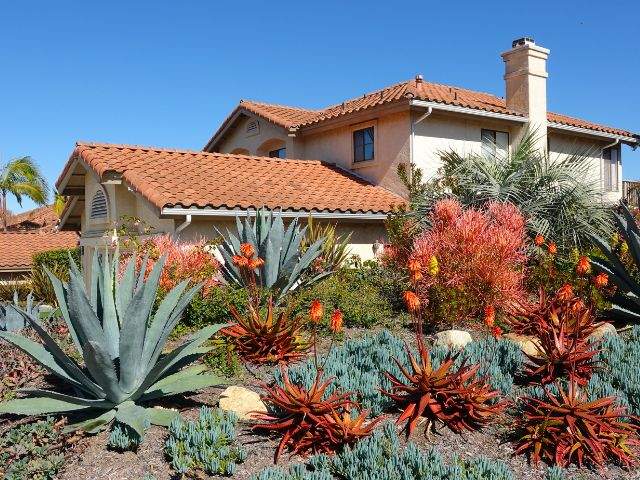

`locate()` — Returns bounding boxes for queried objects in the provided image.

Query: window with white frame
[481,129,509,158]
[603,145,621,192]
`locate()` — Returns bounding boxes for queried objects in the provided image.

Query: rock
[503,333,543,358]
[588,322,618,342]
[218,386,267,421]
[434,330,472,349]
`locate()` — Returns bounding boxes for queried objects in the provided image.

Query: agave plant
[300,215,352,274]
[424,130,613,251]
[513,382,639,468]
[0,249,225,438]
[0,291,40,331]
[382,347,505,437]
[590,202,640,323]
[215,208,328,303]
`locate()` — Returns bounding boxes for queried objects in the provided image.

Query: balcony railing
[623,180,640,207]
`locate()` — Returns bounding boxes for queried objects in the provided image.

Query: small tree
[0,156,49,231]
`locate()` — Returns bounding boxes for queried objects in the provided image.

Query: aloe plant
[590,202,640,323]
[0,249,225,438]
[215,208,328,303]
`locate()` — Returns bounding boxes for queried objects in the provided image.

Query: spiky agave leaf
[215,208,329,303]
[0,248,226,436]
[590,202,640,324]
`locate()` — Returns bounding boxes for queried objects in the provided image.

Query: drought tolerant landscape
[3,143,640,480]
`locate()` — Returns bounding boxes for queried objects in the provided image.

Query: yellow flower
[428,256,439,276]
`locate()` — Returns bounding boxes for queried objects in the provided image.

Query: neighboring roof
[6,205,59,231]
[0,231,79,272]
[208,78,635,147]
[57,143,405,215]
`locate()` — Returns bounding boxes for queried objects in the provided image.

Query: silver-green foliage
[0,291,41,332]
[108,418,150,452]
[588,326,640,415]
[430,130,613,250]
[215,208,327,303]
[276,331,523,416]
[545,466,567,480]
[0,249,225,438]
[253,422,515,480]
[165,407,246,477]
[590,202,640,323]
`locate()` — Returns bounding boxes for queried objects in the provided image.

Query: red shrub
[411,199,528,326]
[513,382,640,468]
[122,234,220,296]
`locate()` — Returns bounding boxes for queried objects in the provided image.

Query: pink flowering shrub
[412,199,528,327]
[122,234,220,297]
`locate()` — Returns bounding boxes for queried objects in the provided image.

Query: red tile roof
[0,231,79,272]
[6,205,59,232]
[59,143,405,215]
[226,78,635,138]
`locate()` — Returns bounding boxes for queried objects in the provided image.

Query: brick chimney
[501,37,550,150]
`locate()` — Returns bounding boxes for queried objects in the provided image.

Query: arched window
[257,138,286,158]
[90,188,108,220]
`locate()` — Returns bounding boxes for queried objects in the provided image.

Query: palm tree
[52,191,66,218]
[0,156,49,231]
[415,130,613,251]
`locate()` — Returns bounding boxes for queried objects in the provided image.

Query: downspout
[174,214,192,239]
[409,106,433,182]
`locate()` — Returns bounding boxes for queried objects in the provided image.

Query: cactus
[215,208,328,303]
[253,422,515,480]
[0,249,226,439]
[165,407,246,477]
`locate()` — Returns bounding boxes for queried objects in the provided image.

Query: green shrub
[165,407,246,476]
[277,331,523,416]
[0,417,66,480]
[180,286,248,332]
[293,268,394,330]
[253,422,514,480]
[30,247,80,305]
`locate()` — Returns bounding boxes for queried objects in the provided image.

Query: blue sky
[1,1,638,212]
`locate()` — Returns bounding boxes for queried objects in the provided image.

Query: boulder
[588,322,618,342]
[503,333,543,358]
[434,330,472,349]
[218,386,267,421]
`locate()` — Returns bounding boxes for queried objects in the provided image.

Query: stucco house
[57,38,638,274]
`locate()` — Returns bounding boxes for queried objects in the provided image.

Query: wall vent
[246,120,260,136]
[90,189,108,220]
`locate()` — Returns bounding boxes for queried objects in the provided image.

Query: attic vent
[246,120,260,137]
[90,189,108,220]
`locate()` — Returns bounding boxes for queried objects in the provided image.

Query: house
[0,230,79,282]
[57,38,638,275]
[5,205,60,232]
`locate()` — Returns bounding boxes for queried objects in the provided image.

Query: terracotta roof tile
[0,231,79,271]
[59,143,405,215]
[232,79,635,138]
[6,205,59,231]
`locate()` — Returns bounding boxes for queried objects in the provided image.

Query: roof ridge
[320,79,412,111]
[240,99,322,113]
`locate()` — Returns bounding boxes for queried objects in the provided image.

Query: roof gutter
[161,207,389,221]
[548,122,637,144]
[409,99,529,123]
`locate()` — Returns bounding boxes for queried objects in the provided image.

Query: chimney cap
[415,74,424,83]
[512,37,535,48]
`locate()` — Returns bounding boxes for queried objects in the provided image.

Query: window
[603,145,621,192]
[353,126,374,162]
[481,129,509,158]
[269,147,286,158]
[89,189,108,220]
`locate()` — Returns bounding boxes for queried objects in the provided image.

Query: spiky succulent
[215,208,328,303]
[383,346,505,437]
[0,291,40,331]
[590,202,640,323]
[0,249,225,438]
